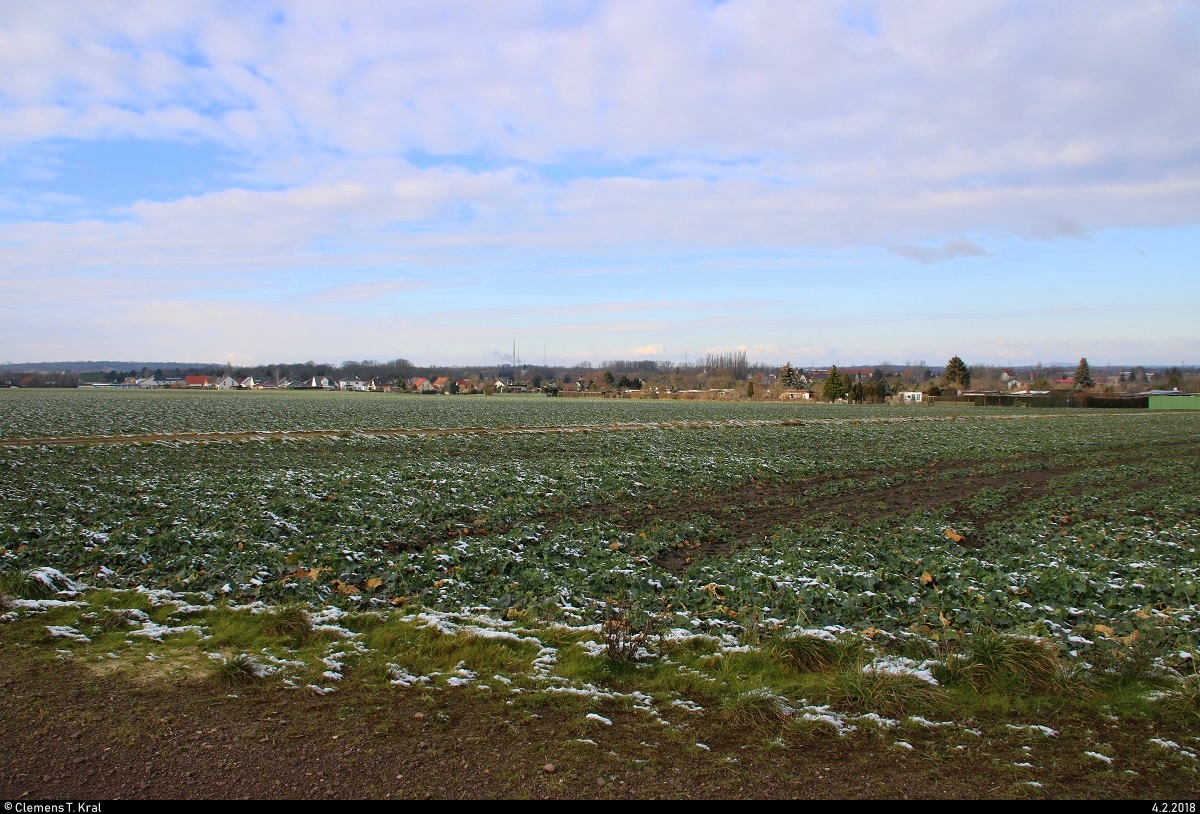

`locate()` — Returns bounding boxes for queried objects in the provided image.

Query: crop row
[3,404,1197,670]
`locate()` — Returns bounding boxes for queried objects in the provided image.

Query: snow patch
[46,625,90,643]
[863,655,939,685]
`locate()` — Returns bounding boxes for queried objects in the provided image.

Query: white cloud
[2,2,1199,364]
[628,344,663,356]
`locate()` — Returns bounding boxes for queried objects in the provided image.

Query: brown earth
[1,642,1197,800]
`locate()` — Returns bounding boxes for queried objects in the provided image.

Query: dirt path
[0,643,1194,800]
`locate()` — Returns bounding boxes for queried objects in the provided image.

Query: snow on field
[46,625,90,643]
[3,395,1199,745]
[863,656,940,685]
[126,621,205,641]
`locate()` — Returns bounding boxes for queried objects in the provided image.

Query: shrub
[599,597,665,663]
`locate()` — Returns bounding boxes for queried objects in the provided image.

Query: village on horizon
[3,354,1198,410]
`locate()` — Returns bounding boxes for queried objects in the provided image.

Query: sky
[2,1,1199,369]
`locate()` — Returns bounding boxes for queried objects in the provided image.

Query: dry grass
[1158,674,1200,719]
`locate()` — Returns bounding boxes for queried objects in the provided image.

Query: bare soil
[1,642,1196,800]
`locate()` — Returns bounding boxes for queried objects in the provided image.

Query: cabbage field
[3,388,1197,675]
[0,386,913,439]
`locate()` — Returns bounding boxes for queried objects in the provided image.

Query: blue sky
[2,1,1198,367]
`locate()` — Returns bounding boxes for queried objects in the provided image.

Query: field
[2,389,1199,798]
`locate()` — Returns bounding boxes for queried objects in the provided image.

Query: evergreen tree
[779,362,796,388]
[1074,358,1095,390]
[943,356,971,388]
[822,366,843,401]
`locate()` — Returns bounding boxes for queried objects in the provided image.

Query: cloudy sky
[2,1,1198,368]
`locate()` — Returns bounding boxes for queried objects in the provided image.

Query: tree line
[4,355,1196,395]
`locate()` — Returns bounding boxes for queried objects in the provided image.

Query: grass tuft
[939,629,1077,695]
[263,605,313,644]
[833,667,940,718]
[1157,674,1200,719]
[769,633,841,673]
[212,653,274,689]
[0,567,69,600]
[719,687,792,729]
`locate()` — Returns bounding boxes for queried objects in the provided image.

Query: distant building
[1147,391,1200,411]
